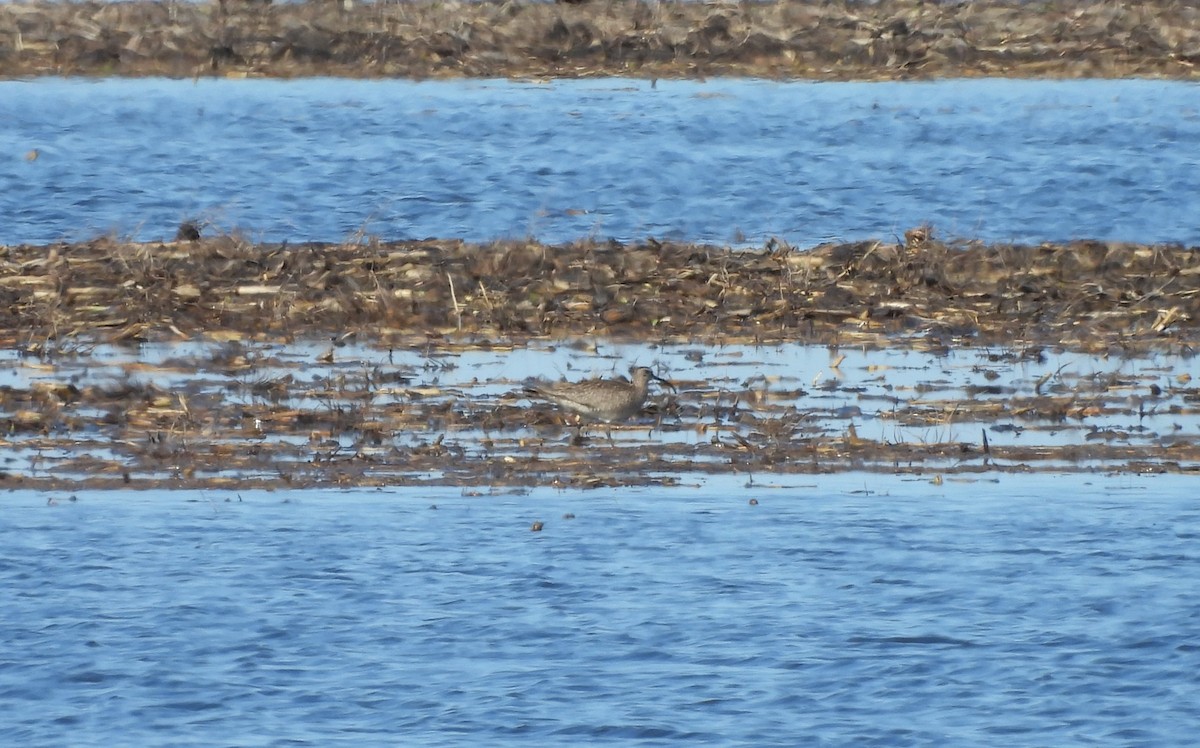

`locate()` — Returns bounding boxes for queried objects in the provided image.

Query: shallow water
[3,339,1195,481]
[3,474,1199,746]
[3,77,1198,246]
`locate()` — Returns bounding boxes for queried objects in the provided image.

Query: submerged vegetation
[1,0,1198,80]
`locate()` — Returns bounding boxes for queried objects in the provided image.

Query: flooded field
[4,7,1199,745]
[4,24,1199,747]
[4,335,1198,491]
[3,76,1199,488]
[3,234,1198,489]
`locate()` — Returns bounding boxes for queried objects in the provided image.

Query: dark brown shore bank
[3,235,1200,491]
[2,0,1198,81]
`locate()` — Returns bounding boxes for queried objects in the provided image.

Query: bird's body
[525,366,672,424]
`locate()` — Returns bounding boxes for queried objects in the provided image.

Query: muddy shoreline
[2,0,1199,81]
[3,235,1200,490]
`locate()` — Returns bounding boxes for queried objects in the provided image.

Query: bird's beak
[651,372,677,392]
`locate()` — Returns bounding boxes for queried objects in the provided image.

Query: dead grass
[1,0,1198,80]
[2,233,1199,352]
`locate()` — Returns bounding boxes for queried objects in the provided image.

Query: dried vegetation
[1,0,1198,80]
[3,234,1199,351]
[3,234,1200,489]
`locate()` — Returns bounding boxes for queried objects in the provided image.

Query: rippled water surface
[3,77,1199,246]
[4,75,1200,746]
[3,475,1199,746]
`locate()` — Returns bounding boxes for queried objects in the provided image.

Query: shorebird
[524,366,674,425]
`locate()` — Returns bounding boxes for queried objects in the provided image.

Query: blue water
[2,77,1198,246]
[3,474,1199,746]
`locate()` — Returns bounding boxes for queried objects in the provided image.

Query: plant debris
[3,233,1200,490]
[3,234,1199,351]
[2,0,1198,81]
